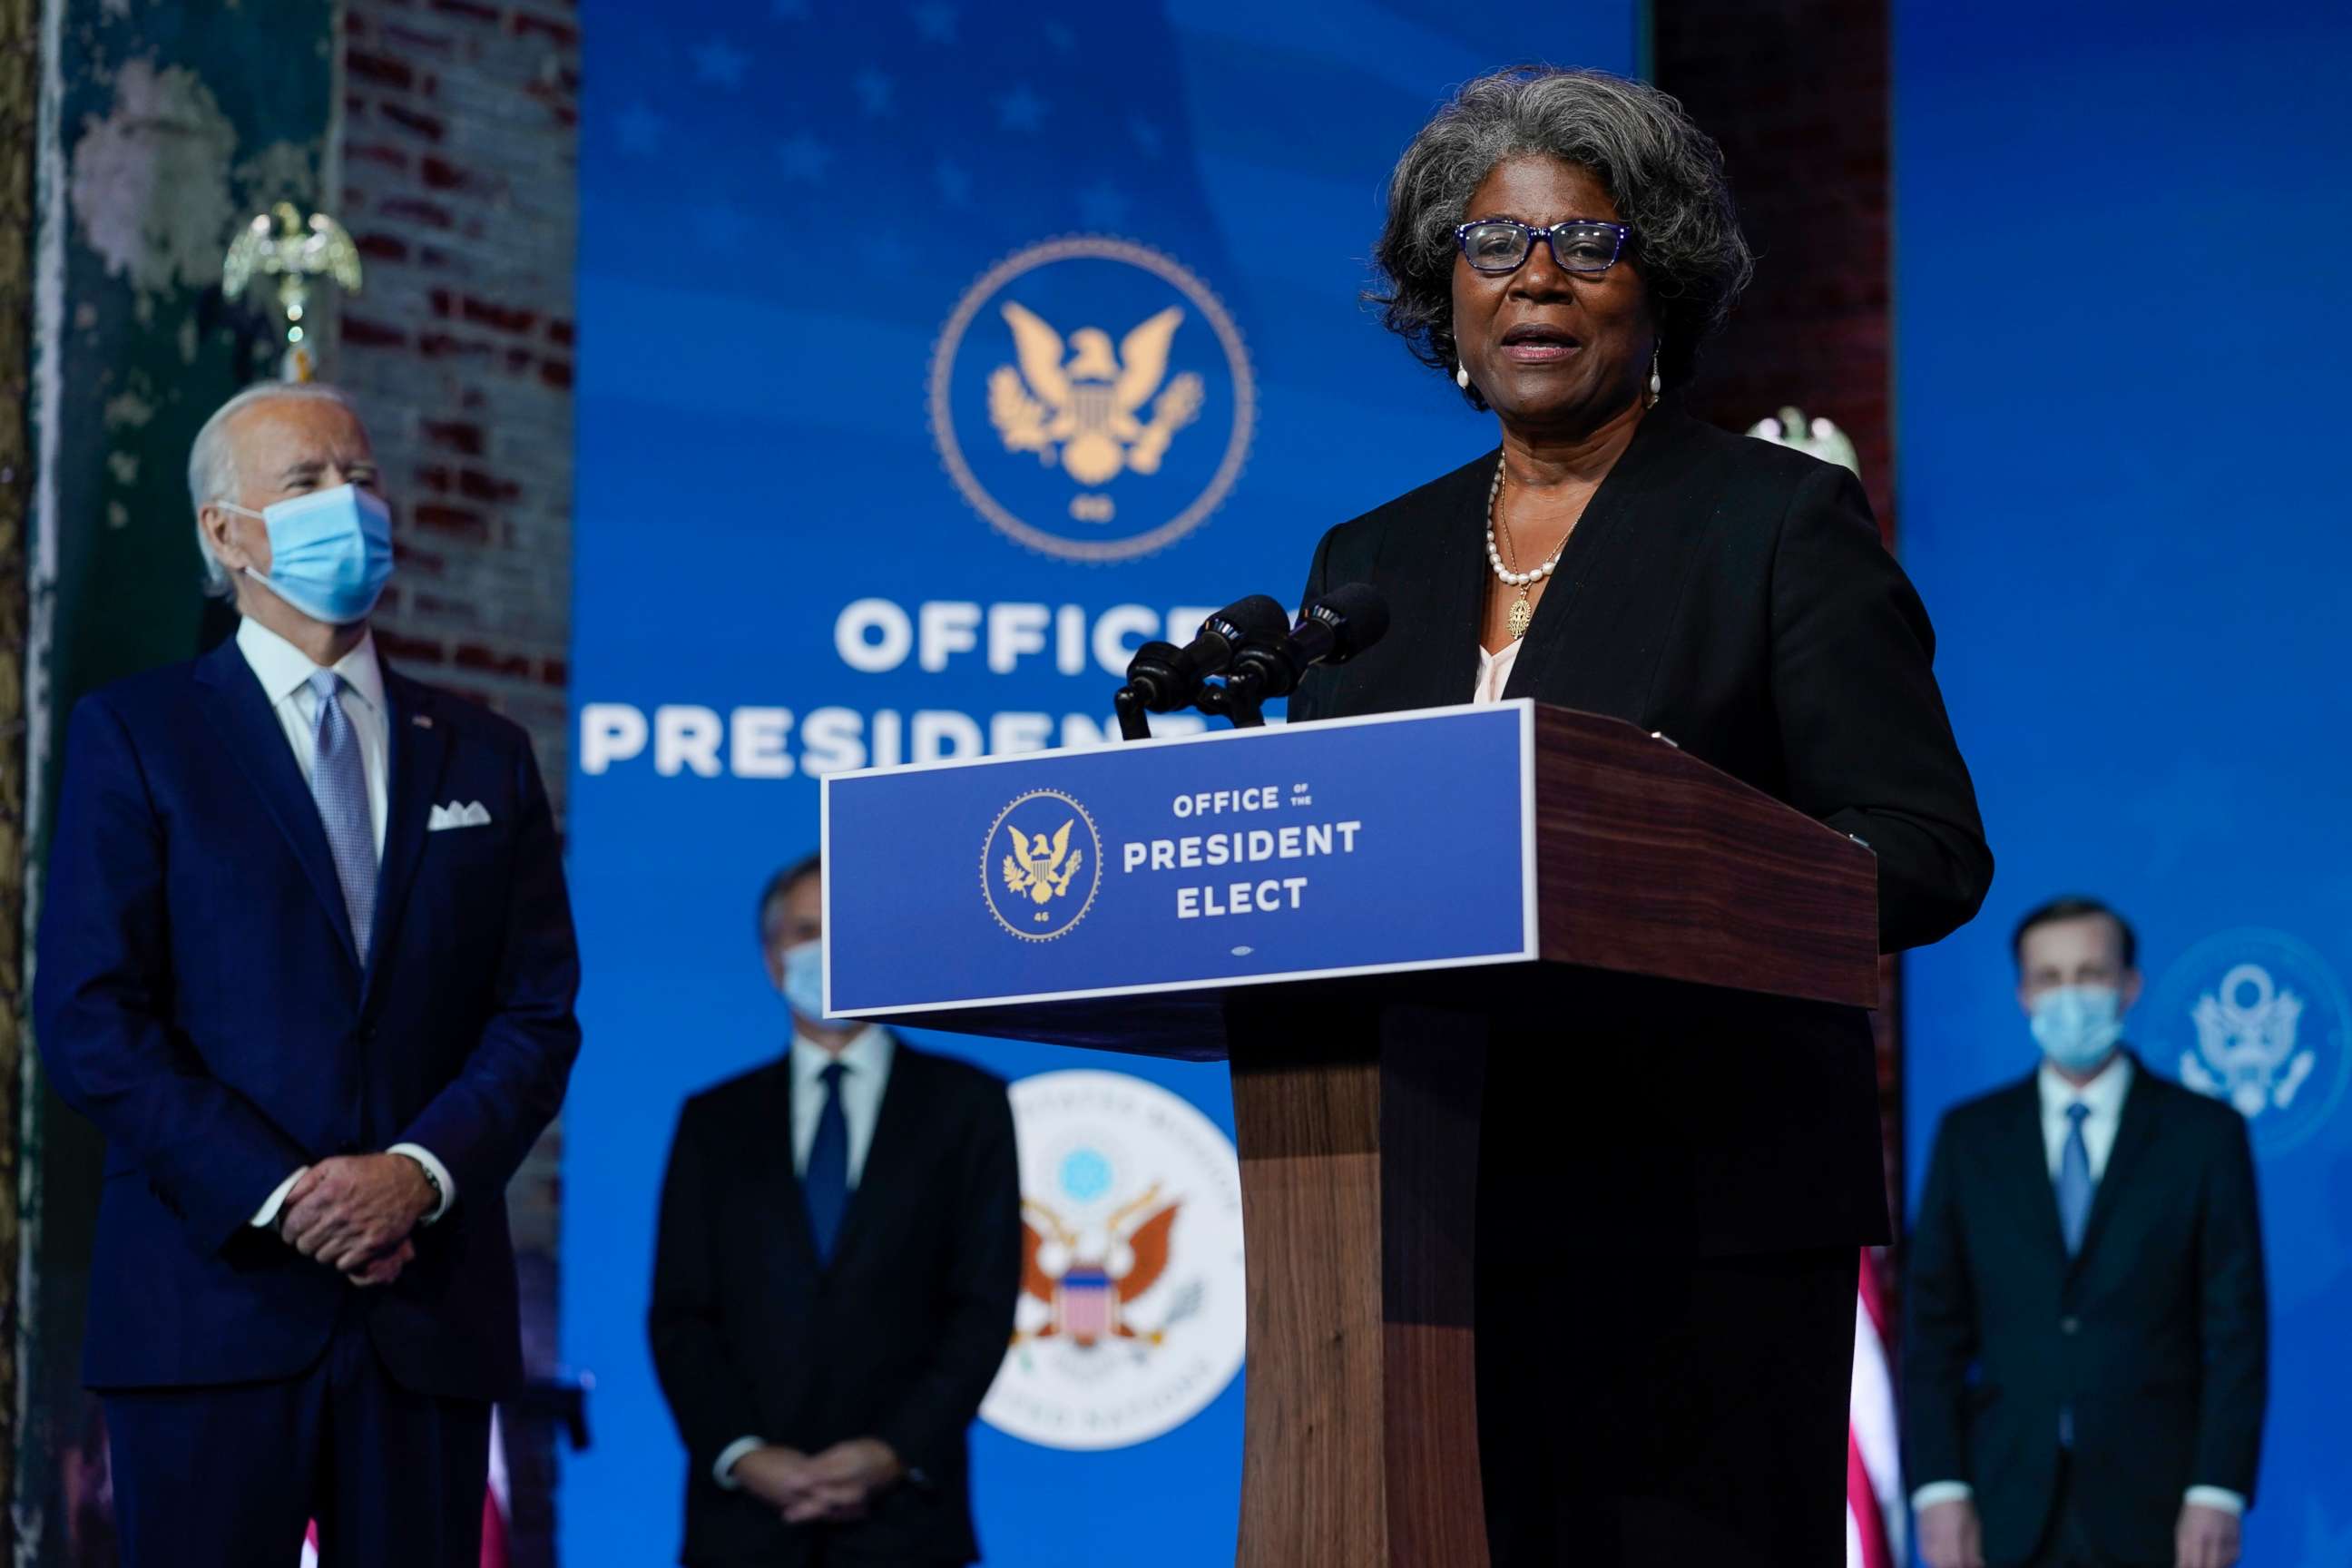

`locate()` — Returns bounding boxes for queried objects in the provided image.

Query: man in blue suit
[34,381,581,1567]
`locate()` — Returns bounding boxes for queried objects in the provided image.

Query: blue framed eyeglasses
[1454,219,1632,276]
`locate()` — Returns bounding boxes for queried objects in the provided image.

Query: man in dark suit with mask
[34,382,581,1567]
[1906,897,2268,1568]
[649,854,1023,1568]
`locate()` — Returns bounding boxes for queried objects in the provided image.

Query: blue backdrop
[563,6,1637,1566]
[1894,2,2352,1561]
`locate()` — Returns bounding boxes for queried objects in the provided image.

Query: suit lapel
[1382,452,1491,712]
[828,1042,921,1269]
[365,669,453,999]
[1504,404,1707,716]
[192,638,360,968]
[1994,1077,2069,1266]
[762,1060,822,1273]
[2074,1057,2159,1269]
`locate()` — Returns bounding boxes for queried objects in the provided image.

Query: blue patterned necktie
[307,670,376,959]
[804,1061,850,1262]
[2056,1102,2093,1255]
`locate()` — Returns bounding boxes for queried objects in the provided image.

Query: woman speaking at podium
[1287,67,1993,1565]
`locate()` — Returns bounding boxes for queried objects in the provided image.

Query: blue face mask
[779,938,828,1023]
[2030,985,2126,1073]
[226,483,395,625]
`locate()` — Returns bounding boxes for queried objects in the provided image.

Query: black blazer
[649,1039,1022,1567]
[1903,1062,2268,1565]
[1289,405,1993,1254]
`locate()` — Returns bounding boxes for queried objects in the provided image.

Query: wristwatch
[401,1152,445,1214]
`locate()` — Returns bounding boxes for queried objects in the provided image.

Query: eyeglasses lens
[1548,222,1622,272]
[1462,222,1530,272]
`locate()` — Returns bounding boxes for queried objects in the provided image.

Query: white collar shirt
[788,1025,896,1187]
[2036,1050,2135,1182]
[235,616,390,858]
[1472,639,1523,705]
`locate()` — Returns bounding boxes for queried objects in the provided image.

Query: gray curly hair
[1371,66,1753,406]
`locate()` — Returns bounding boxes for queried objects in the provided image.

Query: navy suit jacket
[1904,1061,2268,1564]
[34,632,582,1398]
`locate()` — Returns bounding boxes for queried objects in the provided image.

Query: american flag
[299,1408,510,1566]
[1847,1250,1905,1568]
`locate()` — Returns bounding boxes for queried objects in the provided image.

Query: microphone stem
[1113,684,1154,742]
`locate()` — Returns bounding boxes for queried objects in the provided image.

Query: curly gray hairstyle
[1371,66,1753,406]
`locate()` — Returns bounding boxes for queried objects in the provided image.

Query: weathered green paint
[17,3,333,1560]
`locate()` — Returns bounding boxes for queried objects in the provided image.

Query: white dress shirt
[787,1024,896,1185]
[1472,639,1522,705]
[235,617,454,1229]
[1911,1051,2244,1518]
[715,1026,898,1488]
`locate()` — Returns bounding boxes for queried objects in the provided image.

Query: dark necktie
[804,1061,849,1261]
[307,670,376,958]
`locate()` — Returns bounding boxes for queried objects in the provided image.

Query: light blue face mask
[224,483,395,625]
[780,938,828,1023]
[2030,985,2126,1073]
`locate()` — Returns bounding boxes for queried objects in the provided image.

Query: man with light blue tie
[34,382,581,1567]
[649,855,1022,1568]
[1906,897,2267,1568]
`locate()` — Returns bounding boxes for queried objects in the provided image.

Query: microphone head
[1201,593,1290,648]
[1302,583,1389,664]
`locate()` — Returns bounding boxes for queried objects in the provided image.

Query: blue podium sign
[822,702,1537,1015]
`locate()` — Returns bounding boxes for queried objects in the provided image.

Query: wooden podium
[823,703,1877,1567]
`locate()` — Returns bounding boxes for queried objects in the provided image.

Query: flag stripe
[1847,1250,1905,1568]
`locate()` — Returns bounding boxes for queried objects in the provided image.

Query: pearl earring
[1455,361,1472,391]
[1647,342,1662,407]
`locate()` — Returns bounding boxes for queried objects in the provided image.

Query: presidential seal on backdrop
[2148,928,2349,1154]
[982,789,1102,942]
[982,1070,1247,1451]
[930,236,1254,562]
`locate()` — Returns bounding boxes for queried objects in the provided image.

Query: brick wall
[1653,0,1906,1219]
[334,4,579,1561]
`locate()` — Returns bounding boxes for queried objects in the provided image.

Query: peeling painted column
[14,5,331,1562]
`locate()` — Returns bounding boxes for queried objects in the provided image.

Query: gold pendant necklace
[1483,458,1563,642]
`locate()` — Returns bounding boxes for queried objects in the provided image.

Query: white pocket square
[427,800,494,831]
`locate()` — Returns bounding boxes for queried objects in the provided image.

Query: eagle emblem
[2182,962,2316,1117]
[1000,819,1083,906]
[988,300,1204,489]
[1017,1187,1193,1349]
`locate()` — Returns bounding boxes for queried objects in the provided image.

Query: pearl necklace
[1483,458,1565,642]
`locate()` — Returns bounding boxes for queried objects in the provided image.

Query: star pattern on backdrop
[1078,180,1131,230]
[777,134,836,183]
[1131,116,1164,158]
[936,159,974,207]
[617,104,664,155]
[691,203,750,248]
[854,69,896,117]
[692,36,750,88]
[1043,21,1076,54]
[911,3,956,44]
[997,84,1047,132]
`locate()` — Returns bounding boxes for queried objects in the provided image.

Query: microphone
[1118,594,1289,714]
[1216,583,1391,719]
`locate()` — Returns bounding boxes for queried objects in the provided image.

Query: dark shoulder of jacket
[680,1058,786,1130]
[394,671,533,760]
[1311,446,1498,574]
[1935,1073,2037,1144]
[895,1038,1011,1103]
[1667,412,1870,536]
[2130,1065,2247,1148]
[77,654,210,728]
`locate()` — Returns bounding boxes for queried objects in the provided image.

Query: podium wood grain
[844,706,1877,1567]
